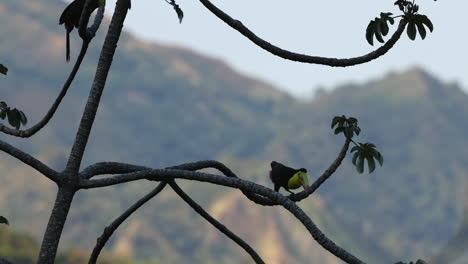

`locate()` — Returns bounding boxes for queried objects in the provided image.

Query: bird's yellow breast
[287,173,302,189]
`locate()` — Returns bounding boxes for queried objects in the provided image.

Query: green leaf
[366,20,376,46]
[0,111,6,120]
[334,126,344,135]
[407,21,417,40]
[0,216,8,225]
[367,156,376,173]
[379,19,389,36]
[0,64,7,75]
[8,109,21,129]
[376,152,384,165]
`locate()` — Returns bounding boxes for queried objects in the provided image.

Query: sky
[106,0,467,97]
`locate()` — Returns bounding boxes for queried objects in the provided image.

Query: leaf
[357,155,365,173]
[415,20,426,39]
[376,152,384,165]
[331,116,341,129]
[8,109,21,129]
[0,64,7,75]
[0,216,8,225]
[407,21,417,40]
[379,19,389,36]
[334,126,344,135]
[366,20,376,46]
[374,19,385,43]
[352,152,359,165]
[367,156,376,173]
[418,14,434,32]
[0,111,6,120]
[174,4,184,23]
[19,110,27,125]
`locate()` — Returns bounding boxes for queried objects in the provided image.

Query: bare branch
[87,5,105,39]
[80,169,365,264]
[198,0,407,67]
[80,162,149,179]
[0,139,59,182]
[170,181,265,264]
[88,182,167,264]
[0,41,90,138]
[289,138,351,202]
[66,0,130,173]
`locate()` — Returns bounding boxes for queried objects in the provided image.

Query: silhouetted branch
[80,169,365,264]
[289,138,351,202]
[0,41,90,138]
[88,182,167,264]
[0,140,58,182]
[66,0,130,173]
[198,0,407,67]
[87,5,105,39]
[169,181,265,264]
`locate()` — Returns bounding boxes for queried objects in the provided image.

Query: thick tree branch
[0,41,90,138]
[80,169,365,264]
[66,0,130,173]
[169,181,265,264]
[88,182,167,264]
[80,162,149,179]
[199,0,407,66]
[0,140,59,182]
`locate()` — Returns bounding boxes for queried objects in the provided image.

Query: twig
[88,182,167,264]
[169,181,265,264]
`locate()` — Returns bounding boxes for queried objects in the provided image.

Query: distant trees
[0,0,437,263]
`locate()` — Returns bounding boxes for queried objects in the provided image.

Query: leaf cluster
[406,14,433,40]
[0,101,27,129]
[331,115,384,174]
[351,143,384,173]
[165,0,184,23]
[331,115,361,139]
[366,13,395,46]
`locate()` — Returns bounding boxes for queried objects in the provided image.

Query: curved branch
[198,0,407,66]
[80,162,149,179]
[169,181,265,264]
[289,138,351,202]
[0,140,59,182]
[88,182,167,264]
[0,41,90,138]
[80,169,365,264]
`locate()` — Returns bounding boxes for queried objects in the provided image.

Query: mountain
[1,0,467,264]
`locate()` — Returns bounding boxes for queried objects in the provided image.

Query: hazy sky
[106,0,467,97]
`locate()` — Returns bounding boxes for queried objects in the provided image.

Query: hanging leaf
[415,20,427,39]
[407,21,417,40]
[366,20,376,46]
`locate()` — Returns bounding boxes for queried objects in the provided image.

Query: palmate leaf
[350,142,384,174]
[366,20,376,46]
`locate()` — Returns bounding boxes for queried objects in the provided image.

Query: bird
[59,0,105,61]
[269,161,309,194]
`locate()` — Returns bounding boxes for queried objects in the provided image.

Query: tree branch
[169,180,265,264]
[0,139,59,182]
[198,0,407,66]
[88,182,167,264]
[80,169,365,264]
[66,0,131,173]
[0,41,90,138]
[288,138,351,202]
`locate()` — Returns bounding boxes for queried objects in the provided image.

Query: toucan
[269,161,309,194]
[59,0,106,61]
